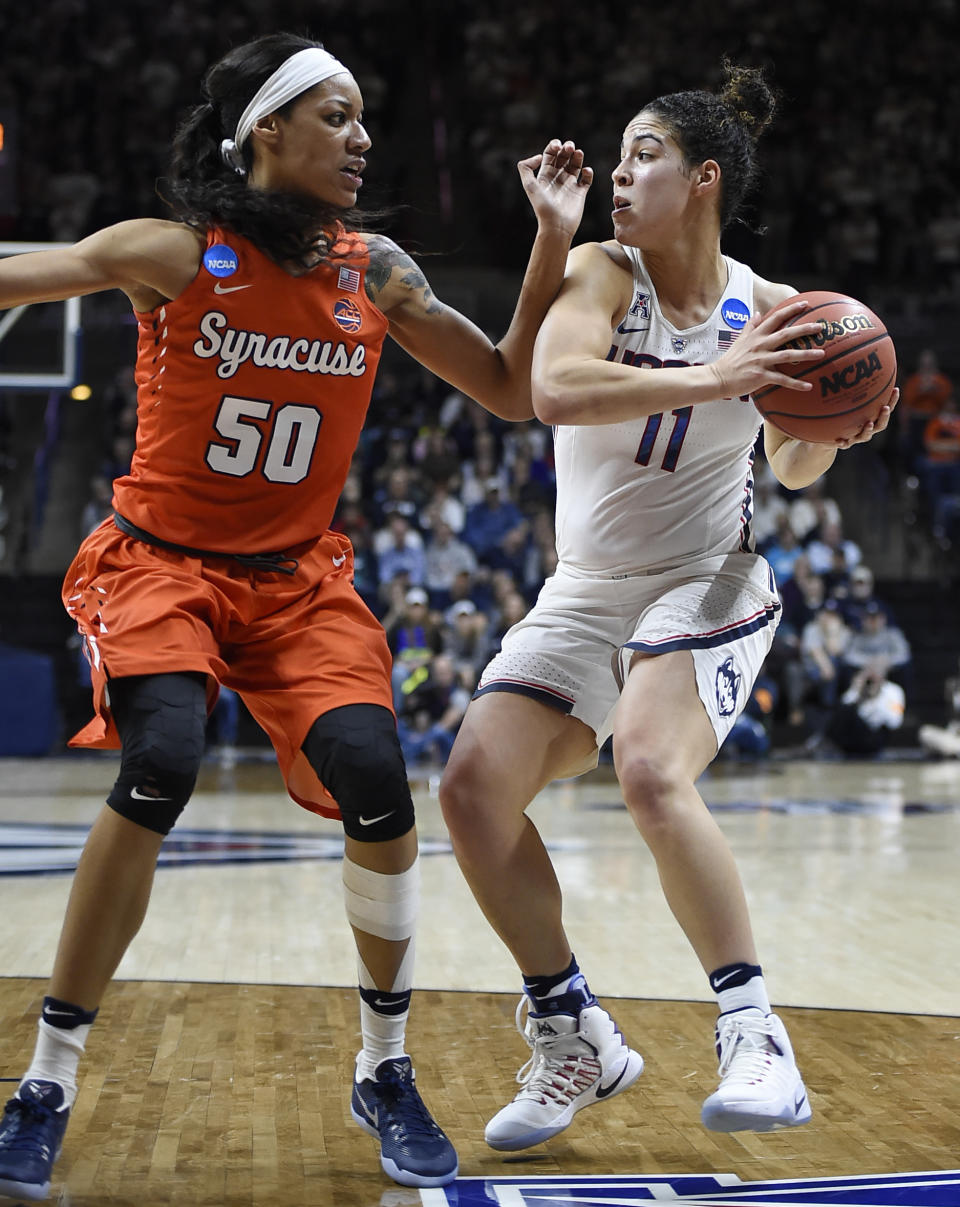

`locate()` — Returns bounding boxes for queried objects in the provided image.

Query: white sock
[20,1019,91,1109]
[355,992,410,1081]
[716,974,771,1017]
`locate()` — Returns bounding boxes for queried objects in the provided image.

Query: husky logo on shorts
[715,656,742,717]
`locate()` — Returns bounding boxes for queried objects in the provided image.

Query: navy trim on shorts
[623,602,780,656]
[472,681,575,715]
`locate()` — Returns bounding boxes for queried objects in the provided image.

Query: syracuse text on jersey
[192,309,370,380]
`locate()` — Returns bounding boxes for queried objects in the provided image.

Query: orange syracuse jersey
[113,226,388,552]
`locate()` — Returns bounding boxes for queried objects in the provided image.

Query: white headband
[220,47,351,175]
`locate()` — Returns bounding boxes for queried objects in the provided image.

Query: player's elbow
[532,372,576,425]
[532,382,561,425]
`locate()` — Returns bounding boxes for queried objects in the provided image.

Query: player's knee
[107,673,208,836]
[437,753,478,839]
[302,704,414,842]
[615,748,679,832]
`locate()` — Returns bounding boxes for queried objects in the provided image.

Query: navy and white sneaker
[485,997,644,1151]
[350,1056,458,1188]
[0,1080,70,1201]
[702,1009,812,1132]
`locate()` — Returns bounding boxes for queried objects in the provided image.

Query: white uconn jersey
[553,247,762,576]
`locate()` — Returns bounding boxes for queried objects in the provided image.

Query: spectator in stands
[839,601,912,693]
[787,477,841,545]
[385,585,445,708]
[824,664,906,757]
[778,557,824,635]
[763,514,805,585]
[414,427,462,491]
[768,559,821,727]
[370,427,413,496]
[460,429,508,506]
[375,512,426,591]
[396,652,472,768]
[445,566,491,616]
[373,465,425,529]
[789,599,852,730]
[899,347,954,472]
[462,479,527,562]
[835,563,896,631]
[507,446,555,515]
[919,391,960,545]
[804,517,862,578]
[484,584,529,653]
[420,478,466,535]
[423,519,478,610]
[441,599,492,677]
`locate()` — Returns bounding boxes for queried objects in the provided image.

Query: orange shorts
[63,519,393,819]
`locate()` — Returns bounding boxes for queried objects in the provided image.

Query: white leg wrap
[342,855,420,943]
[356,940,417,994]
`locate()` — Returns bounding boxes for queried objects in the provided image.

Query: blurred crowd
[2,1,959,311]
[454,1,960,308]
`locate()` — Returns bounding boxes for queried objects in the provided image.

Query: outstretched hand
[518,139,594,240]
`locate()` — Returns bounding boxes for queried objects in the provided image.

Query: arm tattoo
[365,235,443,313]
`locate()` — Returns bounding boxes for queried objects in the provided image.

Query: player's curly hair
[639,59,779,230]
[160,32,385,269]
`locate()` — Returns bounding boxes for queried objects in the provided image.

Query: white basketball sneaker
[701,1009,812,1132]
[484,997,644,1151]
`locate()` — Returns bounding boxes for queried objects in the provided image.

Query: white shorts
[476,553,780,750]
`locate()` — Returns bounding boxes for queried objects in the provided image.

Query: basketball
[752,291,897,443]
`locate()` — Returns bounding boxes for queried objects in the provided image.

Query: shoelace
[716,1015,783,1081]
[1,1098,60,1154]
[513,997,601,1107]
[374,1068,443,1139]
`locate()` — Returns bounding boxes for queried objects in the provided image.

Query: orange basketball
[753,291,897,443]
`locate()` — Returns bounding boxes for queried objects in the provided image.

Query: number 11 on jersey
[634,406,692,473]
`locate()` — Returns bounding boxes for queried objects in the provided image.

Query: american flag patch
[338,266,361,293]
[717,328,738,349]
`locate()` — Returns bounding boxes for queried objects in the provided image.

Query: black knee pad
[302,704,415,842]
[106,673,208,835]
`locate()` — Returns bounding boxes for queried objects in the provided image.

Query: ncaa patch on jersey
[333,298,362,334]
[721,297,750,329]
[203,244,239,278]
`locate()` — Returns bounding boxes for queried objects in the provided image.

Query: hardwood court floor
[0,752,958,1203]
[0,978,957,1206]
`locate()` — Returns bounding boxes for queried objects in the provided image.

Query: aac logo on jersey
[333,297,363,334]
[721,298,750,329]
[203,243,240,278]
